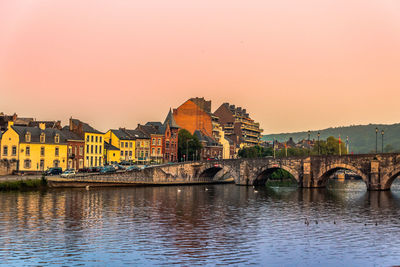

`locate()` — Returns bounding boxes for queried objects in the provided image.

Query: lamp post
[317,132,320,155]
[376,127,378,153]
[308,130,311,156]
[381,130,384,153]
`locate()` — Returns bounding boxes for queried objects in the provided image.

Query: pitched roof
[145,122,163,128]
[104,141,119,151]
[28,120,62,129]
[61,127,84,141]
[163,109,180,129]
[194,130,220,146]
[110,129,136,140]
[11,126,68,144]
[122,129,150,139]
[70,118,103,134]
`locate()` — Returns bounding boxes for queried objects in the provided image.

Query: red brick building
[137,109,180,163]
[173,97,214,137]
[61,127,85,170]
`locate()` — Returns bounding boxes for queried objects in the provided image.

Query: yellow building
[0,122,68,172]
[69,118,104,168]
[104,129,136,163]
[104,141,120,164]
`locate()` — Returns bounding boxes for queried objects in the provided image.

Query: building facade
[1,122,68,172]
[104,129,136,163]
[214,103,263,147]
[69,118,104,168]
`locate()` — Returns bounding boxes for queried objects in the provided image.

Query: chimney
[39,123,46,130]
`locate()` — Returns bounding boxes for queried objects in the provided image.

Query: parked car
[112,164,125,170]
[88,167,101,173]
[100,166,116,174]
[44,167,63,176]
[78,167,89,173]
[61,170,76,178]
[126,166,140,171]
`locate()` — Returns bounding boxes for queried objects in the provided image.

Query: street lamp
[381,130,384,153]
[317,132,320,155]
[376,127,378,153]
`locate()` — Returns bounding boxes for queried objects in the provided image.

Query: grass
[0,177,47,191]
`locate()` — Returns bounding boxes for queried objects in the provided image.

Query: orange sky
[1,0,400,133]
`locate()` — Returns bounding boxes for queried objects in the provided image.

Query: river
[1,180,400,266]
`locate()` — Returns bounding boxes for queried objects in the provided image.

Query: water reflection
[0,180,400,265]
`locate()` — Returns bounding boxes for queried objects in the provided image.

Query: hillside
[263,123,400,154]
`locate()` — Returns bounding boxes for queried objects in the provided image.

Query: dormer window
[40,133,46,143]
[55,134,60,144]
[25,132,31,142]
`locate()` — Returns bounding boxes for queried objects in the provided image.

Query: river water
[1,180,400,266]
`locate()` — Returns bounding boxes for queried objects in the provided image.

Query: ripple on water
[0,181,400,265]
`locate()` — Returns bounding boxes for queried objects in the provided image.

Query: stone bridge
[139,153,400,191]
[49,154,400,191]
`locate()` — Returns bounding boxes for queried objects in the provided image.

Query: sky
[0,0,400,134]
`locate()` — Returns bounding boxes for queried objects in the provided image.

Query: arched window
[25,132,31,142]
[40,133,46,143]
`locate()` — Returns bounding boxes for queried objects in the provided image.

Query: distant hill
[263,123,400,154]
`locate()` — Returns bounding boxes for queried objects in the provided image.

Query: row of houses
[0,110,178,173]
[0,97,264,173]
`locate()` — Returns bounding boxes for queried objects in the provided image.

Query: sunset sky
[1,0,399,133]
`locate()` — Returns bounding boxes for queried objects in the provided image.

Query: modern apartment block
[214,103,263,147]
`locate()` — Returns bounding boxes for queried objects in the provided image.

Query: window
[95,157,98,166]
[152,148,155,155]
[91,136,94,142]
[3,146,8,156]
[68,146,72,155]
[53,160,59,167]
[91,145,93,153]
[158,138,161,145]
[99,137,102,143]
[99,158,102,166]
[40,133,45,143]
[55,147,59,157]
[86,135,90,142]
[121,142,124,148]
[145,151,148,158]
[25,132,31,142]
[86,145,89,153]
[12,146,16,156]
[95,136,98,142]
[166,141,169,149]
[75,146,77,155]
[129,142,132,148]
[26,146,30,156]
[79,146,83,155]
[157,148,161,155]
[99,146,102,154]
[40,159,44,170]
[152,138,155,145]
[40,147,45,156]
[55,134,60,143]
[129,151,132,156]
[95,145,98,154]
[90,156,93,167]
[24,159,31,169]
[79,159,83,169]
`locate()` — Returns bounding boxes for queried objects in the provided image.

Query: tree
[312,136,347,155]
[238,145,272,158]
[178,129,202,161]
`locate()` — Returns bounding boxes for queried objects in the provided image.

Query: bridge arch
[381,165,400,190]
[253,164,300,186]
[316,163,368,188]
[197,164,239,182]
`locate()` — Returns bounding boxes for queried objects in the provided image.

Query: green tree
[312,136,347,155]
[238,145,273,158]
[178,129,202,161]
